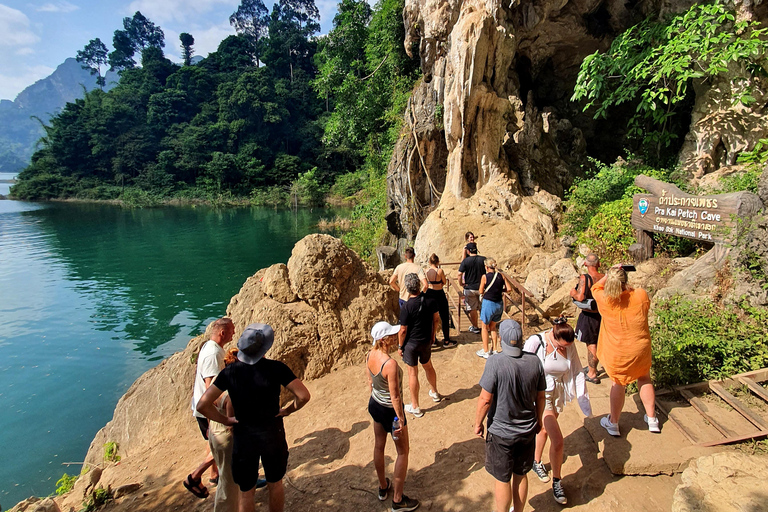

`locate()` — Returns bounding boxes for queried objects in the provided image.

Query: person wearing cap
[457,243,486,334]
[399,272,441,419]
[390,247,428,310]
[523,317,591,505]
[366,321,420,512]
[474,320,546,512]
[197,323,311,512]
[184,317,234,499]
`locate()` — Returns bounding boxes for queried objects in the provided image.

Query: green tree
[76,38,109,89]
[109,11,166,71]
[229,0,270,66]
[179,33,195,66]
[572,2,768,160]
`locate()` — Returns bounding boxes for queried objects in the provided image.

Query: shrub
[577,197,636,265]
[103,442,120,462]
[330,171,367,199]
[81,486,113,512]
[249,186,289,208]
[651,296,768,387]
[342,170,387,263]
[55,473,78,495]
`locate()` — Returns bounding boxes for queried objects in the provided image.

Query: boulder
[549,258,579,284]
[672,452,768,512]
[524,251,563,275]
[540,278,579,319]
[85,234,398,466]
[524,268,557,303]
[376,246,400,271]
[759,165,768,205]
[113,483,142,499]
[30,499,59,512]
[261,263,297,303]
[9,498,40,512]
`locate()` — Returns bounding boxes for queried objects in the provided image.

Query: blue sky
[0,0,342,100]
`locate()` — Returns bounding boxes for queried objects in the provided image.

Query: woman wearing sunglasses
[523,316,592,506]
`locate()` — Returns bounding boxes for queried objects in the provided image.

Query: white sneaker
[600,415,620,437]
[476,349,490,359]
[644,414,661,433]
[429,390,443,402]
[404,404,424,418]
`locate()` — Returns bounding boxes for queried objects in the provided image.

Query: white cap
[371,321,400,344]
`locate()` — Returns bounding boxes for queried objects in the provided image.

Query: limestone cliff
[83,235,398,465]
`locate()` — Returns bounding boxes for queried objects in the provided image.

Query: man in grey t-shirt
[474,319,545,512]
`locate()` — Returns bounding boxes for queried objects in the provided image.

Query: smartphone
[620,264,636,272]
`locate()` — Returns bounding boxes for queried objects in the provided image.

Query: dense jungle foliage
[11,0,419,215]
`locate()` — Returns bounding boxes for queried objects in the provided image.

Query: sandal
[183,474,209,499]
[583,367,601,384]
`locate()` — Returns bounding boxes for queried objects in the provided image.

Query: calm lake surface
[0,191,341,507]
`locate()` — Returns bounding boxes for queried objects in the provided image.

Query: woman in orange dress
[591,266,660,436]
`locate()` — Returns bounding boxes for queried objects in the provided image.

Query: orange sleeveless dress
[591,283,652,385]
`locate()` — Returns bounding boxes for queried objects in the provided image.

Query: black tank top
[483,271,505,302]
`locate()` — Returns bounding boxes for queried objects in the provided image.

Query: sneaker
[404,404,424,418]
[443,339,458,347]
[429,390,443,402]
[378,478,390,501]
[552,478,567,505]
[391,494,420,512]
[532,460,550,482]
[476,349,490,359]
[600,415,620,437]
[468,326,481,334]
[644,414,661,433]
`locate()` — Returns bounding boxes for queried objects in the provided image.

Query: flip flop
[183,474,209,499]
[583,367,601,384]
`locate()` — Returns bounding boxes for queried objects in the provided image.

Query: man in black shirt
[458,243,486,334]
[198,323,311,512]
[398,273,441,418]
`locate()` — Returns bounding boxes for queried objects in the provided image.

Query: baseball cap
[371,321,400,345]
[237,323,275,364]
[499,319,523,357]
[466,242,478,254]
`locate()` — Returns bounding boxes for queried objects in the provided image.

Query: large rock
[672,452,768,512]
[9,498,60,512]
[523,257,578,302]
[84,234,398,466]
[540,277,579,318]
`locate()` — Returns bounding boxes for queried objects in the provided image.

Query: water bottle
[392,416,401,441]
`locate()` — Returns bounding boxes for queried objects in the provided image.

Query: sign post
[630,175,763,261]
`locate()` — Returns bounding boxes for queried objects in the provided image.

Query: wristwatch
[399,345,404,351]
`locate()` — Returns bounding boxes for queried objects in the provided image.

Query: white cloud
[36,1,79,13]
[0,64,54,100]
[126,0,238,25]
[16,47,35,55]
[0,4,40,47]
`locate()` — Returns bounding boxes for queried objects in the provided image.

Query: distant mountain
[0,58,118,173]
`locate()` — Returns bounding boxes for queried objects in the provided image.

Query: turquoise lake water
[0,188,340,507]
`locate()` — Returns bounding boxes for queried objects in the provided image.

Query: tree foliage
[76,38,109,88]
[572,2,768,159]
[179,33,195,66]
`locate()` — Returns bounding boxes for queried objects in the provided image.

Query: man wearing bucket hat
[197,323,311,512]
[474,320,546,512]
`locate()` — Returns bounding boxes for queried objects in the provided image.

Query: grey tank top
[369,357,403,408]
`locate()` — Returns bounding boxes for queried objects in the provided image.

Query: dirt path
[67,329,684,512]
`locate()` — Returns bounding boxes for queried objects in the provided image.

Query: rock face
[84,235,398,465]
[672,452,768,512]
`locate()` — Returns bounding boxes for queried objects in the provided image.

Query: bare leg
[267,481,284,512]
[543,412,564,479]
[393,423,410,502]
[469,310,479,329]
[190,451,215,482]
[534,418,549,464]
[489,321,499,352]
[422,360,438,395]
[609,381,626,424]
[512,473,528,512]
[586,345,599,379]
[637,373,657,419]
[494,479,512,512]
[372,421,388,489]
[406,364,420,410]
[239,488,255,512]
[481,321,490,352]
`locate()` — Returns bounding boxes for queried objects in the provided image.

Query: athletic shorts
[402,342,431,366]
[480,299,503,325]
[464,289,481,311]
[368,397,398,433]
[196,417,210,441]
[232,424,289,489]
[485,431,536,482]
[576,312,601,345]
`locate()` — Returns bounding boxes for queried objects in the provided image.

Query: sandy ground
[65,327,686,512]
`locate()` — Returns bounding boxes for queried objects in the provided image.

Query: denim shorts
[480,299,503,325]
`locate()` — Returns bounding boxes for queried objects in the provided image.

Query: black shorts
[403,342,431,366]
[232,424,289,490]
[576,312,601,346]
[485,432,536,482]
[196,417,210,441]
[368,397,399,433]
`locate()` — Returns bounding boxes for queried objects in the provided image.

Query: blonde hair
[604,267,628,302]
[373,334,396,350]
[485,257,497,270]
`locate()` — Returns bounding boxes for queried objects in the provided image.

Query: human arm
[474,388,493,437]
[439,268,447,286]
[389,271,399,293]
[535,390,546,433]
[568,345,592,417]
[570,275,587,301]
[398,325,407,356]
[197,384,237,426]
[419,269,428,293]
[384,359,406,435]
[478,274,487,295]
[276,379,311,417]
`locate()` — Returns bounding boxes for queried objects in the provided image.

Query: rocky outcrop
[672,452,768,512]
[83,235,397,465]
